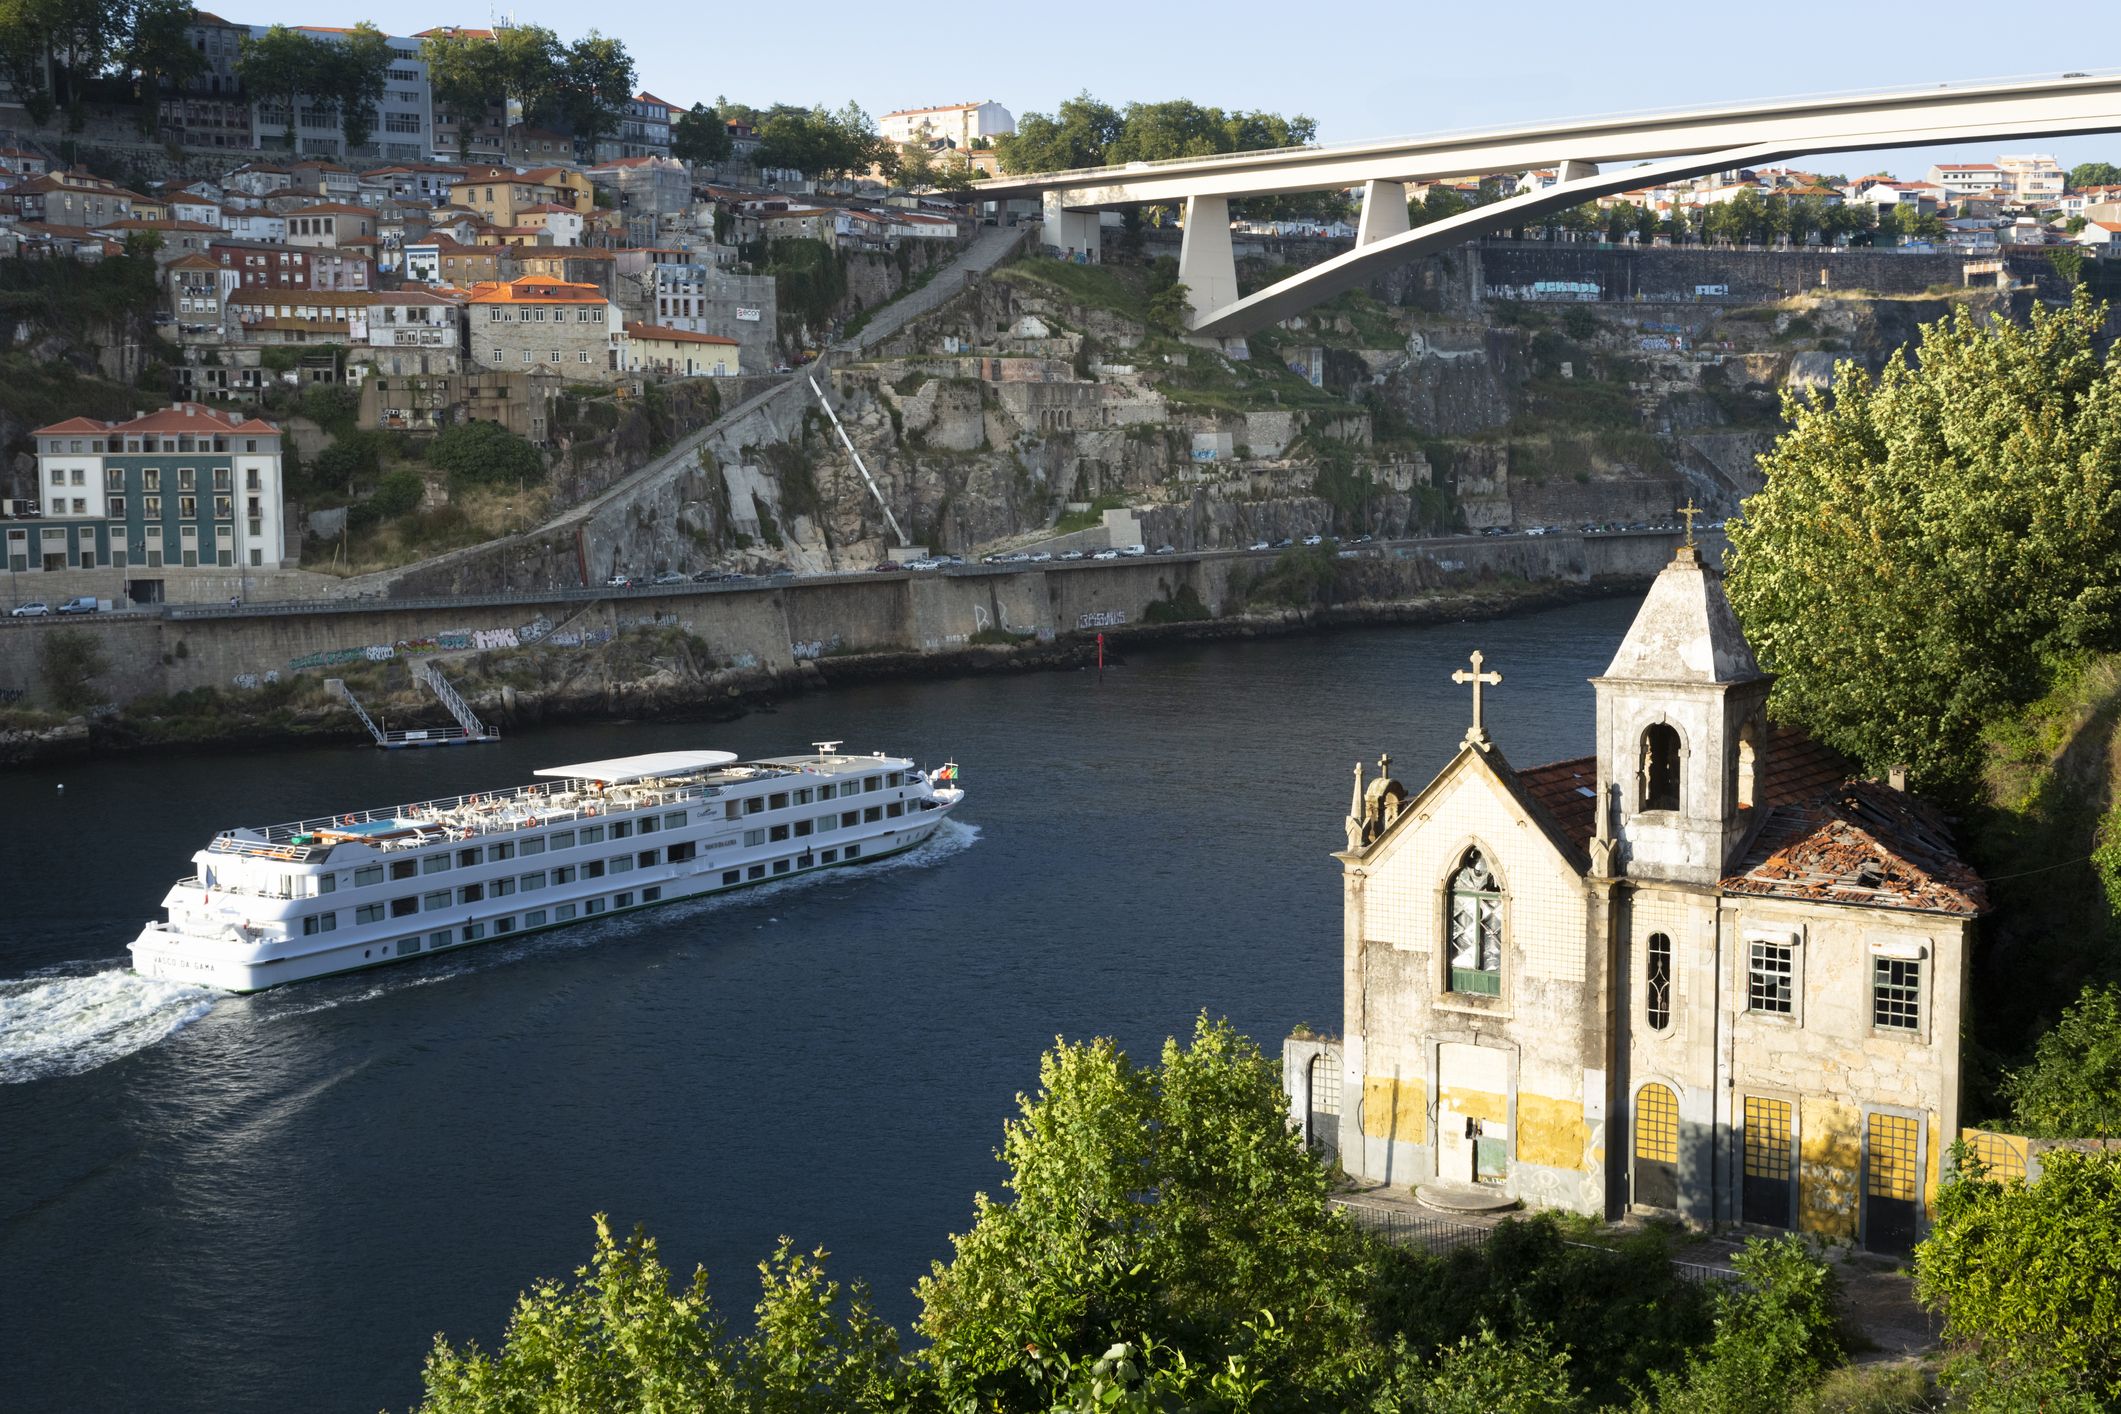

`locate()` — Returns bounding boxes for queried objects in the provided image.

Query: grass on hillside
[993,258,1152,323]
[310,482,553,577]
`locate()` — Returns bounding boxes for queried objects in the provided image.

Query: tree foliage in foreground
[1915,1147,2121,1405]
[404,1020,1862,1413]
[429,420,544,490]
[914,1016,1373,1410]
[1725,290,2121,790]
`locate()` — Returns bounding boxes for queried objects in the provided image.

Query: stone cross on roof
[1453,650,1502,750]
[1679,499,1703,548]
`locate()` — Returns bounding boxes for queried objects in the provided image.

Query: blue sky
[343,0,2118,179]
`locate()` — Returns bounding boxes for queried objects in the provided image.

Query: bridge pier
[1355,179,1410,245]
[1179,194,1241,333]
[1041,192,1102,261]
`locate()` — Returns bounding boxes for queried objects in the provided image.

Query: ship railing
[177,873,298,901]
[248,779,726,847]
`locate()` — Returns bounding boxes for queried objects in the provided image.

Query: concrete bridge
[970,70,2121,338]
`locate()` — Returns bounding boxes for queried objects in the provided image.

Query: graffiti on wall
[791,635,844,661]
[1077,610,1127,629]
[0,687,23,704]
[230,670,282,690]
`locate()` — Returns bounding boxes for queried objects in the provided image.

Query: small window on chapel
[1641,724,1681,811]
[1646,932,1672,1030]
[1447,848,1502,997]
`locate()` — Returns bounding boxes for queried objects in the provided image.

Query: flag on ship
[934,763,958,782]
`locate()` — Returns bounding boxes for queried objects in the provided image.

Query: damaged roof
[1724,780,1986,916]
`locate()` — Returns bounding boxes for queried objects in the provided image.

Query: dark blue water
[0,597,1635,1414]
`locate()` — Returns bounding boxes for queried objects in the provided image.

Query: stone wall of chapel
[1721,897,1968,1241]
[1344,761,1601,1201]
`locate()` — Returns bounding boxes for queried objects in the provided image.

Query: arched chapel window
[1641,724,1681,812]
[1448,848,1502,996]
[1646,932,1672,1030]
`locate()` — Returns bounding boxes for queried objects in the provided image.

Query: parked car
[1272,537,1294,548]
[9,601,48,617]
[604,574,636,587]
[57,596,98,614]
[1302,534,1324,546]
[1028,551,1054,563]
[1153,544,1176,555]
[1092,548,1121,561]
[1249,541,1271,551]
[1121,544,1146,557]
[652,571,687,585]
[1059,550,1087,561]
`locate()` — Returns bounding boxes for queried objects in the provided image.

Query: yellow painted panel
[1363,1076,1427,1145]
[1798,1097,1860,1241]
[1518,1092,1589,1170]
[1441,1085,1508,1126]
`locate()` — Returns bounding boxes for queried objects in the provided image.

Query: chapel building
[1290,542,1986,1252]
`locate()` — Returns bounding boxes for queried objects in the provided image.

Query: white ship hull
[130,747,964,993]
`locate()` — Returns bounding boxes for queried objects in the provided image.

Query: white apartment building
[878,100,1014,152]
[1996,153,2065,205]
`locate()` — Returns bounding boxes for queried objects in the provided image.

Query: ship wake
[0,966,216,1085]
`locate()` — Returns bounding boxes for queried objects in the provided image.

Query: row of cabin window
[1443,847,1924,1032]
[729,774,899,818]
[321,844,879,942]
[314,842,708,927]
[741,803,901,845]
[325,813,694,891]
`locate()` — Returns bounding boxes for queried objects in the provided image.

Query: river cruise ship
[130,745,965,992]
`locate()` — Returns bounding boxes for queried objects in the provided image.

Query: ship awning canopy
[533,751,739,785]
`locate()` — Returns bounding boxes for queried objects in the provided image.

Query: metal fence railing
[1332,1198,1742,1286]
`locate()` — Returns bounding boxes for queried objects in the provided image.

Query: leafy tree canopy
[1916,1148,2121,1402]
[752,102,889,180]
[996,92,1316,175]
[2068,161,2121,189]
[1725,290,2121,789]
[913,1015,1374,1412]
[673,101,733,166]
[429,419,544,490]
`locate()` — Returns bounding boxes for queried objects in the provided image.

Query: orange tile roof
[37,401,279,436]
[466,275,606,304]
[624,322,737,345]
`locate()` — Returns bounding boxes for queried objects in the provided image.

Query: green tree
[735,1241,916,1411]
[1629,1236,1842,1414]
[418,30,503,160]
[673,101,732,166]
[914,1016,1373,1413]
[1915,1148,2121,1402]
[1371,1326,1581,1414]
[316,21,392,151]
[39,625,107,712]
[1999,982,2121,1137]
[1724,290,2121,788]
[429,420,544,489]
[412,1214,735,1412]
[1409,185,1471,227]
[492,22,560,130]
[554,30,634,155]
[119,0,205,137]
[2067,161,2121,189]
[995,91,1123,173]
[752,104,885,180]
[236,25,326,149]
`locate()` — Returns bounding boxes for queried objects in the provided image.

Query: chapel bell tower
[1590,520,1771,885]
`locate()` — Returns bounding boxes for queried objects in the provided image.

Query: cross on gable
[1451,649,1502,750]
[1679,499,1702,547]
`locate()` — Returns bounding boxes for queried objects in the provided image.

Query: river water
[0,596,1636,1414]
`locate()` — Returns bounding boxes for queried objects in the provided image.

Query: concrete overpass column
[1355,180,1410,245]
[1041,192,1102,260]
[1178,194,1240,327]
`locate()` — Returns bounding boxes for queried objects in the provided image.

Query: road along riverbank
[0,531,1699,766]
